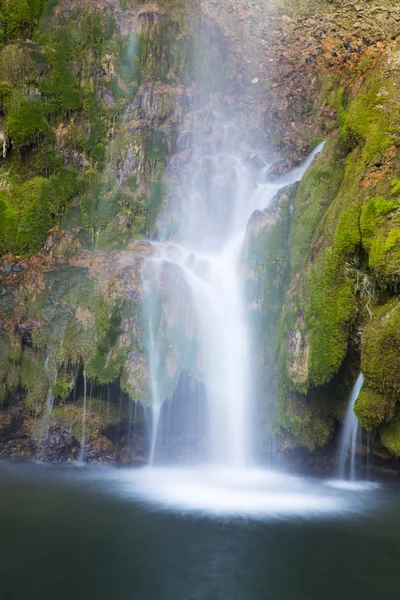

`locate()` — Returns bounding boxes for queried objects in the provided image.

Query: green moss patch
[289,134,346,277]
[337,73,395,168]
[380,406,400,456]
[361,300,400,393]
[275,384,334,451]
[355,385,396,431]
[6,100,52,147]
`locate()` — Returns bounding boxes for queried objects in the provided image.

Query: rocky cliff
[1,0,400,467]
[242,0,400,467]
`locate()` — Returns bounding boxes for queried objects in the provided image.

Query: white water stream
[336,373,365,481]
[143,128,325,466]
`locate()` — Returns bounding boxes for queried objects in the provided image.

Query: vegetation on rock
[2,0,400,462]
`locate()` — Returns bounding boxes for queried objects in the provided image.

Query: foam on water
[95,466,379,519]
[326,479,380,492]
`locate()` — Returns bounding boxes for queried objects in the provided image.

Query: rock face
[1,0,400,466]
[242,0,400,461]
[0,0,249,463]
[0,0,196,462]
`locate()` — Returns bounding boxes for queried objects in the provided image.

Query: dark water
[1,463,399,599]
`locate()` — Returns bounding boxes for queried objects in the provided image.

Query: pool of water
[0,462,399,599]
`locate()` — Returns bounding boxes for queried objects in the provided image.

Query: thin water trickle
[79,371,87,463]
[336,373,364,481]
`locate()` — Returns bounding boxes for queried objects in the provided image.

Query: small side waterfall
[336,373,364,480]
[79,371,87,463]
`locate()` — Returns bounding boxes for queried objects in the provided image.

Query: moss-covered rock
[289,134,346,278]
[269,33,400,452]
[0,0,192,257]
[361,300,400,394]
[276,137,360,395]
[379,406,400,457]
[355,385,396,431]
[275,384,334,451]
[360,186,400,286]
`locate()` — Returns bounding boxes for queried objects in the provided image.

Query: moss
[53,373,72,401]
[248,194,292,326]
[380,407,400,456]
[290,135,346,276]
[309,136,325,151]
[120,350,150,403]
[125,175,138,193]
[359,193,400,285]
[0,0,202,426]
[277,136,363,396]
[25,267,136,391]
[13,180,48,253]
[368,226,400,282]
[361,300,400,393]
[0,0,34,41]
[275,384,333,451]
[59,318,97,365]
[0,191,18,254]
[85,302,127,383]
[51,396,122,442]
[338,74,393,167]
[78,93,109,163]
[44,168,81,217]
[39,35,82,113]
[0,330,13,381]
[6,100,52,146]
[5,361,20,391]
[0,80,12,105]
[86,347,126,384]
[0,168,82,255]
[305,254,356,387]
[0,43,36,89]
[360,196,400,239]
[304,200,361,387]
[96,213,135,250]
[390,177,400,197]
[79,174,120,235]
[14,177,52,254]
[355,385,395,431]
[21,347,50,414]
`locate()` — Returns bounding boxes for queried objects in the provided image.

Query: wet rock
[247,152,266,168]
[83,436,119,464]
[34,427,75,463]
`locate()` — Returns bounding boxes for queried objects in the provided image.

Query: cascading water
[336,373,365,481]
[79,371,87,463]
[142,109,325,465]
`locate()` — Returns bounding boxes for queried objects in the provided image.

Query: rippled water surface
[1,462,399,599]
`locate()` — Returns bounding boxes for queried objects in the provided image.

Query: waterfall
[336,373,364,480]
[142,118,325,465]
